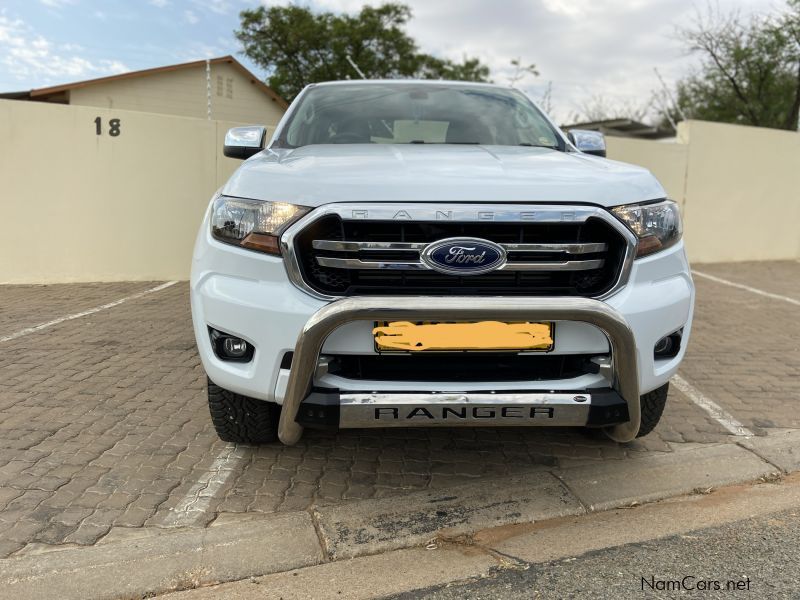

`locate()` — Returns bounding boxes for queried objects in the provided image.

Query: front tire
[207,377,280,444]
[636,382,669,438]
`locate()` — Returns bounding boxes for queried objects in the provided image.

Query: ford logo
[421,237,507,276]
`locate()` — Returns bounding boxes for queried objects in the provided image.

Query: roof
[0,56,288,109]
[310,79,511,90]
[562,118,675,140]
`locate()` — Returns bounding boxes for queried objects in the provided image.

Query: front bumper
[276,296,639,444]
[190,210,695,445]
[300,389,630,431]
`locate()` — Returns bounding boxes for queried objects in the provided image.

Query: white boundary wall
[0,100,252,283]
[0,100,797,283]
[608,121,800,264]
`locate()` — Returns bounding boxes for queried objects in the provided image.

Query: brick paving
[0,261,796,557]
[0,282,155,333]
[681,262,800,433]
[0,283,208,557]
[694,260,800,300]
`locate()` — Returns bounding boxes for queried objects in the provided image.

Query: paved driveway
[0,261,797,557]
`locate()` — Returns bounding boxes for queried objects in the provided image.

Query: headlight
[210,196,310,255]
[611,200,682,258]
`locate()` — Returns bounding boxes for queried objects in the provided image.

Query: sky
[0,0,784,123]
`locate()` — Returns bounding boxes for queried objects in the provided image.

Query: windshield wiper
[406,141,555,148]
[519,142,558,150]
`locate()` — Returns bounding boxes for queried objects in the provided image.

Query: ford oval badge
[421,237,507,276]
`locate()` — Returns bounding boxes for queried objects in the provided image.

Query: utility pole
[653,90,679,132]
[653,67,686,122]
[346,55,367,79]
[206,59,212,120]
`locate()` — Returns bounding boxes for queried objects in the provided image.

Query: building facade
[1,56,287,127]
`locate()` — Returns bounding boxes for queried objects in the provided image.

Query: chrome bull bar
[277,297,640,445]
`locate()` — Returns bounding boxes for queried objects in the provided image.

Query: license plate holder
[373,321,555,353]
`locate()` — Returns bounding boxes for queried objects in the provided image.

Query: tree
[236,3,490,102]
[674,1,800,130]
[569,93,653,123]
[507,58,538,87]
[784,0,800,129]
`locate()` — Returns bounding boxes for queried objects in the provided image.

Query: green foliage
[676,0,800,130]
[508,58,539,87]
[236,3,490,102]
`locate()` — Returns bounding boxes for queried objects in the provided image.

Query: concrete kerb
[314,468,583,561]
[0,434,793,600]
[553,442,776,512]
[737,429,800,474]
[0,511,323,600]
[162,473,800,600]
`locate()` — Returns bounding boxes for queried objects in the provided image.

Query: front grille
[293,215,627,297]
[329,353,601,382]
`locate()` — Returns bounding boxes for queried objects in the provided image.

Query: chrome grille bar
[502,242,608,254]
[313,240,426,251]
[316,257,429,270]
[312,240,607,254]
[316,257,605,271]
[502,260,605,271]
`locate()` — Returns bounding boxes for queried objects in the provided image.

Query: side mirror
[567,129,606,158]
[223,126,267,159]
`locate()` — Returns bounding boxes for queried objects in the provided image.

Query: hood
[222,144,665,208]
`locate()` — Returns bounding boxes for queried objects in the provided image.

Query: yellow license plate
[373,321,554,352]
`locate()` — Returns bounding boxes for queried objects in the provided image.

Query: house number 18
[94,117,121,137]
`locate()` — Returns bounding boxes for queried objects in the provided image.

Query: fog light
[223,337,248,358]
[654,330,682,359]
[208,327,254,362]
[654,337,672,354]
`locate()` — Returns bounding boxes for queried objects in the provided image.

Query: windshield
[278,83,563,149]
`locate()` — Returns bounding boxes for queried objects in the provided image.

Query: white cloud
[176,42,226,61]
[541,0,593,18]
[184,9,199,24]
[149,0,169,7]
[104,60,129,74]
[255,0,776,122]
[371,0,778,122]
[39,0,76,8]
[0,15,129,86]
[542,0,649,18]
[199,0,233,15]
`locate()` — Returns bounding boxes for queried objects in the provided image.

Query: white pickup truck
[190,80,694,446]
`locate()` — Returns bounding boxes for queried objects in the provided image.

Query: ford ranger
[190,80,693,446]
